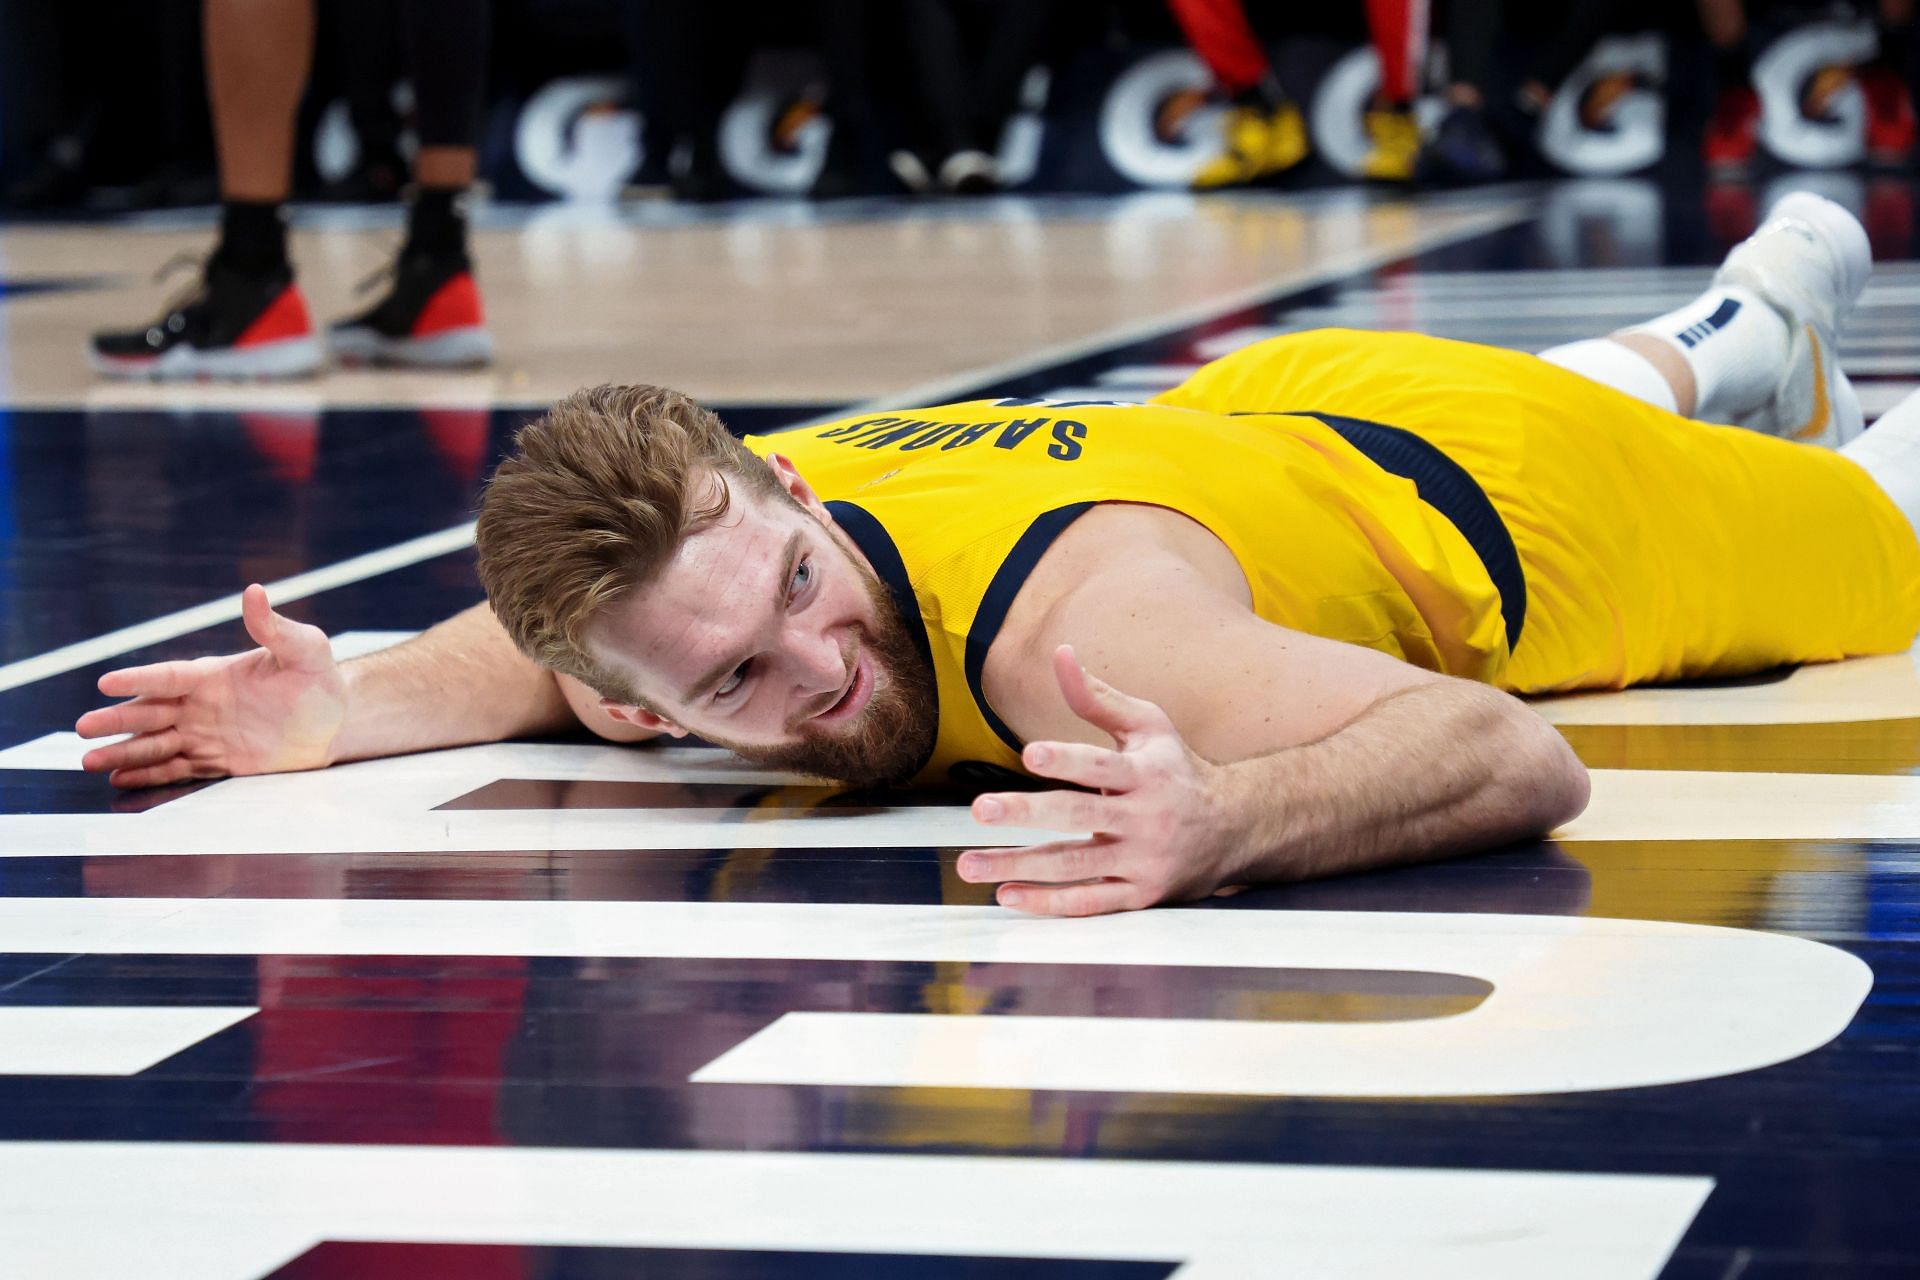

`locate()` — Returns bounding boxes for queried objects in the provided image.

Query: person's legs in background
[89,0,497,378]
[1359,0,1426,181]
[957,0,1060,194]
[892,0,1020,194]
[329,0,494,368]
[318,0,406,203]
[89,0,323,379]
[1168,0,1309,189]
[1865,0,1917,170]
[1419,0,1625,184]
[1417,0,1508,182]
[810,0,898,198]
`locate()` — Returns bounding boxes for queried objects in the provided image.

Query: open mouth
[813,651,872,725]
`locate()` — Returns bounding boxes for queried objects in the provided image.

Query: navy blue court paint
[268,1242,1178,1279]
[5,187,1920,1277]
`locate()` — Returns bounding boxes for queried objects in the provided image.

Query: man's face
[584,461,936,786]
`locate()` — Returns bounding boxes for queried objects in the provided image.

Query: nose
[787,621,845,697]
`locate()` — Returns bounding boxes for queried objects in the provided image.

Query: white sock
[1841,389,1920,543]
[1537,338,1678,413]
[1625,287,1790,423]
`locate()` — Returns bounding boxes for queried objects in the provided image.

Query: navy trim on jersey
[825,500,939,778]
[1265,411,1528,651]
[965,503,1096,757]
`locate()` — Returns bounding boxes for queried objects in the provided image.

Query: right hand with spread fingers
[75,584,347,789]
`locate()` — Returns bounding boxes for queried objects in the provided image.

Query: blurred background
[0,0,1911,211]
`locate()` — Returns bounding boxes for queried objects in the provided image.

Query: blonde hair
[476,384,781,703]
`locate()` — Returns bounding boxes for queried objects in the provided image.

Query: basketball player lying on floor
[77,193,1920,918]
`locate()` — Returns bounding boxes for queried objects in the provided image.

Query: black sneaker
[88,257,323,380]
[328,250,493,369]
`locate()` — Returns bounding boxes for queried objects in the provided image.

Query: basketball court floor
[2,179,1918,1277]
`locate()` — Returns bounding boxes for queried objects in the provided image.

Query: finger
[76,698,181,740]
[1052,645,1169,744]
[973,786,1117,834]
[81,731,181,774]
[997,878,1146,917]
[90,730,185,772]
[1022,740,1135,792]
[96,660,203,699]
[107,759,199,791]
[239,583,276,651]
[244,585,333,674]
[957,838,1119,886]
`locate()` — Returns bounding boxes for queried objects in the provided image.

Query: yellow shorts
[1156,329,1920,693]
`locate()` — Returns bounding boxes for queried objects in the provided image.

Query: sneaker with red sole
[328,251,494,369]
[88,259,324,380]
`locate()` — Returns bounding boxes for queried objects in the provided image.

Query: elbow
[1530,717,1590,832]
[1481,690,1587,834]
[1550,745,1591,830]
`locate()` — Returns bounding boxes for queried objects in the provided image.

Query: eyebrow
[680,530,804,705]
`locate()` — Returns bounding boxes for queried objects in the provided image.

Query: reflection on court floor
[2,187,1918,1279]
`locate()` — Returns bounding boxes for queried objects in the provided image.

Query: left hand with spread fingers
[957,645,1250,916]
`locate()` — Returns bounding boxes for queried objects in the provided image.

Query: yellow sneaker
[1359,107,1419,182]
[1192,101,1309,189]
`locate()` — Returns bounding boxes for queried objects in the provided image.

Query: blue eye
[716,661,750,699]
[790,558,813,597]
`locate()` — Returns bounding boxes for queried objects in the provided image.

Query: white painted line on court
[0,1140,1712,1280]
[0,732,108,770]
[0,525,474,694]
[0,898,1869,1098]
[0,1006,255,1076]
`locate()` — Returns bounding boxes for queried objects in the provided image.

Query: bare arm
[78,584,653,788]
[326,601,646,763]
[1206,677,1587,884]
[963,536,1588,914]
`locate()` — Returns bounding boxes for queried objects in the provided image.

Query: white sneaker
[1716,191,1870,448]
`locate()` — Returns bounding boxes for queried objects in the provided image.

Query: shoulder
[978,503,1252,744]
[1009,503,1251,622]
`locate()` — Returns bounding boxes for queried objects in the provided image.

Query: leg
[1169,0,1308,188]
[1358,0,1425,180]
[1417,0,1509,181]
[399,0,487,232]
[204,0,312,276]
[1842,389,1920,544]
[326,0,494,370]
[1538,191,1868,445]
[1365,0,1427,106]
[205,0,312,204]
[87,0,322,380]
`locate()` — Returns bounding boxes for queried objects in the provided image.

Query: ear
[599,698,689,739]
[763,453,830,521]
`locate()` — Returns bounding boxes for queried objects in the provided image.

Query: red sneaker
[329,252,493,368]
[88,260,323,380]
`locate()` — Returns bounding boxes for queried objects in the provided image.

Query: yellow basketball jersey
[746,330,1920,787]
[745,390,1513,787]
